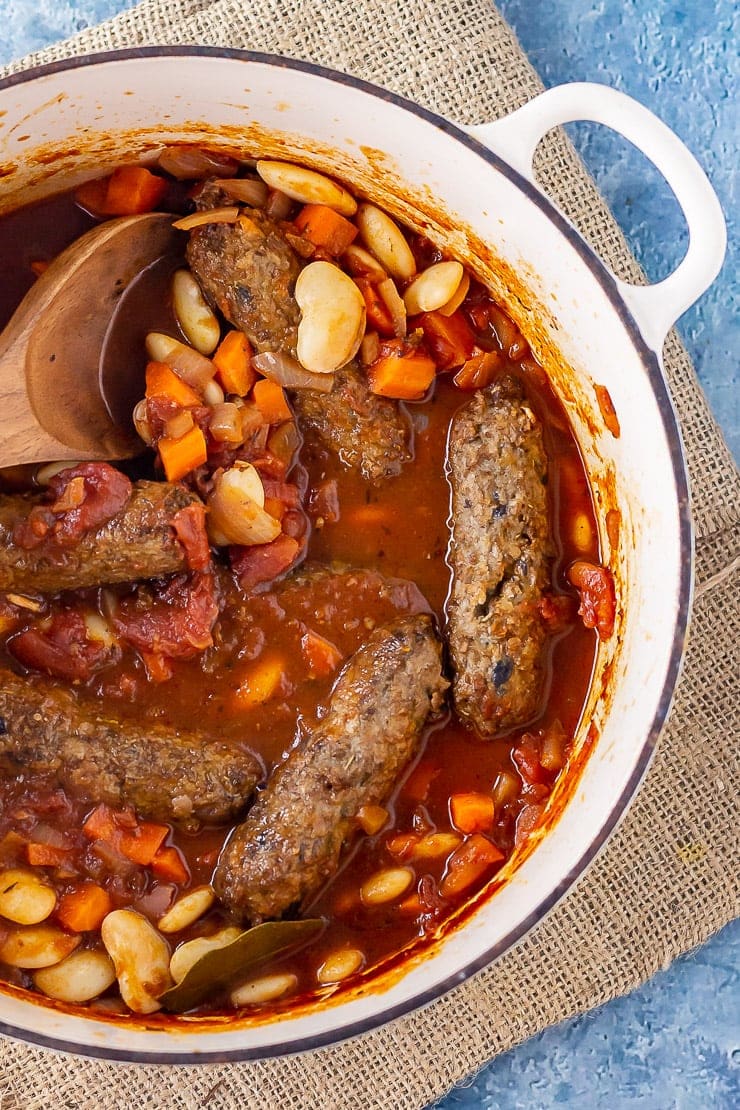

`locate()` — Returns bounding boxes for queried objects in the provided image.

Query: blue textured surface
[1,2,738,1105]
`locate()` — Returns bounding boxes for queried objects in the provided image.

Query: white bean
[101,909,172,1015]
[403,261,464,316]
[171,269,221,355]
[158,886,216,934]
[411,833,462,860]
[256,160,357,216]
[360,867,414,906]
[571,512,594,553]
[343,243,388,280]
[438,269,470,317]
[316,948,364,984]
[0,925,80,969]
[0,869,56,925]
[230,972,298,1008]
[295,261,366,374]
[34,949,116,1003]
[356,204,416,281]
[169,926,242,984]
[36,460,83,486]
[132,399,153,445]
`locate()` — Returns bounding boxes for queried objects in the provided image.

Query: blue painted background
[2,1,738,1105]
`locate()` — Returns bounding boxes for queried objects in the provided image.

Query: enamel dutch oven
[0,48,726,1061]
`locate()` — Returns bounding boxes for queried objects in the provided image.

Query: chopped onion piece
[209,403,244,444]
[172,207,239,231]
[164,410,195,440]
[252,351,334,394]
[378,277,407,338]
[145,333,216,391]
[360,331,380,366]
[207,464,278,547]
[157,145,240,180]
[215,178,269,207]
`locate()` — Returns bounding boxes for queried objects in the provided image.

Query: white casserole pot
[0,49,726,1061]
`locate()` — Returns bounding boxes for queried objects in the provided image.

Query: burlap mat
[1,1,738,1106]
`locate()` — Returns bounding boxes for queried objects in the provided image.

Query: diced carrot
[367,344,436,400]
[213,330,256,396]
[82,803,119,844]
[230,534,301,592]
[449,792,495,834]
[145,361,202,407]
[117,822,169,867]
[300,628,344,678]
[356,805,389,836]
[56,883,112,933]
[158,424,208,482]
[230,655,287,710]
[263,496,286,521]
[104,165,168,215]
[74,176,111,217]
[151,845,189,885]
[25,842,70,867]
[30,259,50,277]
[439,834,504,898]
[402,761,440,802]
[453,350,501,391]
[344,503,393,528]
[398,893,423,916]
[418,310,475,370]
[354,277,395,336]
[294,204,358,255]
[252,378,292,425]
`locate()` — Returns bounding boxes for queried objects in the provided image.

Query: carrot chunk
[439,834,504,898]
[158,424,208,482]
[294,204,358,255]
[367,341,436,400]
[74,177,111,217]
[104,165,168,215]
[300,629,344,678]
[449,792,495,834]
[57,883,112,933]
[151,845,189,884]
[230,655,287,710]
[213,330,256,396]
[355,278,395,336]
[252,379,292,425]
[82,803,168,867]
[25,843,70,868]
[145,361,202,407]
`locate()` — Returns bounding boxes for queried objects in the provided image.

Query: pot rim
[0,45,693,1063]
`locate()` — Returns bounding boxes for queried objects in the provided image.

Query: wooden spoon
[0,212,180,467]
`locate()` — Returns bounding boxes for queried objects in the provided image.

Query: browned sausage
[447,376,552,735]
[213,614,447,921]
[0,670,262,825]
[0,480,200,594]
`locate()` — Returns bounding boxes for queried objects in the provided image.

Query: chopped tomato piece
[301,628,344,678]
[567,560,616,640]
[418,310,475,370]
[355,277,395,336]
[230,534,301,592]
[439,834,504,897]
[213,330,255,396]
[515,802,545,848]
[113,572,218,660]
[103,165,168,215]
[13,462,131,551]
[56,883,112,933]
[10,608,112,682]
[511,733,548,786]
[140,650,174,683]
[151,845,189,884]
[449,792,495,834]
[172,502,211,572]
[294,204,358,255]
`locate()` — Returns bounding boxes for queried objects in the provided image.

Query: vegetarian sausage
[0,670,262,824]
[213,614,448,921]
[292,366,411,481]
[0,480,201,595]
[447,376,552,735]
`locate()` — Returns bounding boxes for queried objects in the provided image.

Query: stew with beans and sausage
[0,151,616,1018]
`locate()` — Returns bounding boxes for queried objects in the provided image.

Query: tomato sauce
[0,174,603,1018]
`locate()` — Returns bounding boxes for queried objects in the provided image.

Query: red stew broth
[0,183,599,1014]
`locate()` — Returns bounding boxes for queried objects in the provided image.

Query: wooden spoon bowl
[0,212,179,467]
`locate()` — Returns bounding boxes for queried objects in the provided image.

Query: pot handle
[467,82,726,354]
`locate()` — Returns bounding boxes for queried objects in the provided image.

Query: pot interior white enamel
[0,50,692,1061]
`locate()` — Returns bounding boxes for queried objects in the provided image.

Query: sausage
[213,614,448,921]
[292,366,411,481]
[0,480,200,594]
[186,206,302,355]
[0,670,262,825]
[446,376,552,735]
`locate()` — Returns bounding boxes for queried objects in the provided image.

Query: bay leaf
[160,917,324,1012]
